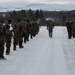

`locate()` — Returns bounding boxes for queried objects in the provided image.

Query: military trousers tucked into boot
[6,46,10,55]
[19,38,23,48]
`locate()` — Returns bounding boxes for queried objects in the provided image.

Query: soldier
[29,21,39,39]
[13,19,23,50]
[13,21,20,50]
[18,19,24,48]
[47,20,54,38]
[0,21,6,59]
[29,21,35,39]
[36,22,39,34]
[36,20,40,34]
[66,20,73,39]
[32,22,38,37]
[5,20,13,55]
[37,24,39,34]
[26,19,30,41]
[21,18,27,43]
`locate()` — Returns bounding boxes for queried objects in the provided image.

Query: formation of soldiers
[1,17,75,60]
[0,18,40,60]
[47,20,54,38]
[66,19,75,39]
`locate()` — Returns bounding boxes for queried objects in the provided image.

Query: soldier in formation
[30,21,38,39]
[26,19,30,41]
[5,20,13,55]
[0,21,6,59]
[13,19,24,50]
[21,18,27,43]
[0,18,40,60]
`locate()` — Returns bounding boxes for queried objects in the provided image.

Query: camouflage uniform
[66,20,73,39]
[0,22,5,59]
[5,22,12,55]
[36,23,39,34]
[13,22,20,50]
[36,20,40,33]
[18,19,23,48]
[29,21,34,39]
[27,21,39,39]
[21,19,27,43]
[26,20,30,41]
[47,20,54,38]
[32,22,38,37]
[13,19,23,50]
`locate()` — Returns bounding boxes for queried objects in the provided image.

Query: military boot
[19,43,24,48]
[6,47,10,55]
[13,43,16,51]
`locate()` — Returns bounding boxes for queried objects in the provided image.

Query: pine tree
[35,10,40,21]
[27,9,34,20]
[20,10,27,19]
[39,10,45,25]
[40,10,45,21]
[9,10,17,22]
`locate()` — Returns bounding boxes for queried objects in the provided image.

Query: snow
[0,26,75,75]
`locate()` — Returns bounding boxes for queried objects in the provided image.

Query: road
[0,26,75,75]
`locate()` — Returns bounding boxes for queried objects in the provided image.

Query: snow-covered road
[0,26,75,75]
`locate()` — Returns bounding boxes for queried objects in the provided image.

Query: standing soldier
[13,21,20,50]
[26,19,30,41]
[32,22,38,37]
[36,23,39,35]
[29,21,34,39]
[13,19,23,50]
[47,20,54,38]
[66,20,73,39]
[18,19,24,48]
[5,20,13,55]
[36,20,40,34]
[22,18,27,43]
[0,21,6,59]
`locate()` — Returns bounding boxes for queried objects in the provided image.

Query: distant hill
[0,1,31,12]
[26,3,75,11]
[0,2,75,12]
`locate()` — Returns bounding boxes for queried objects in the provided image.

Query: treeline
[0,9,45,25]
[43,10,75,26]
[0,9,75,26]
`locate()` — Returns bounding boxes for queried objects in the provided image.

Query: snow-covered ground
[0,26,75,75]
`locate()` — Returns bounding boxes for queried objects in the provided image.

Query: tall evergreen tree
[39,10,45,21]
[39,10,45,25]
[20,10,27,19]
[35,10,40,21]
[9,10,17,22]
[27,9,34,20]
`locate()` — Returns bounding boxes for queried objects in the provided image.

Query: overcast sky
[0,0,75,4]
